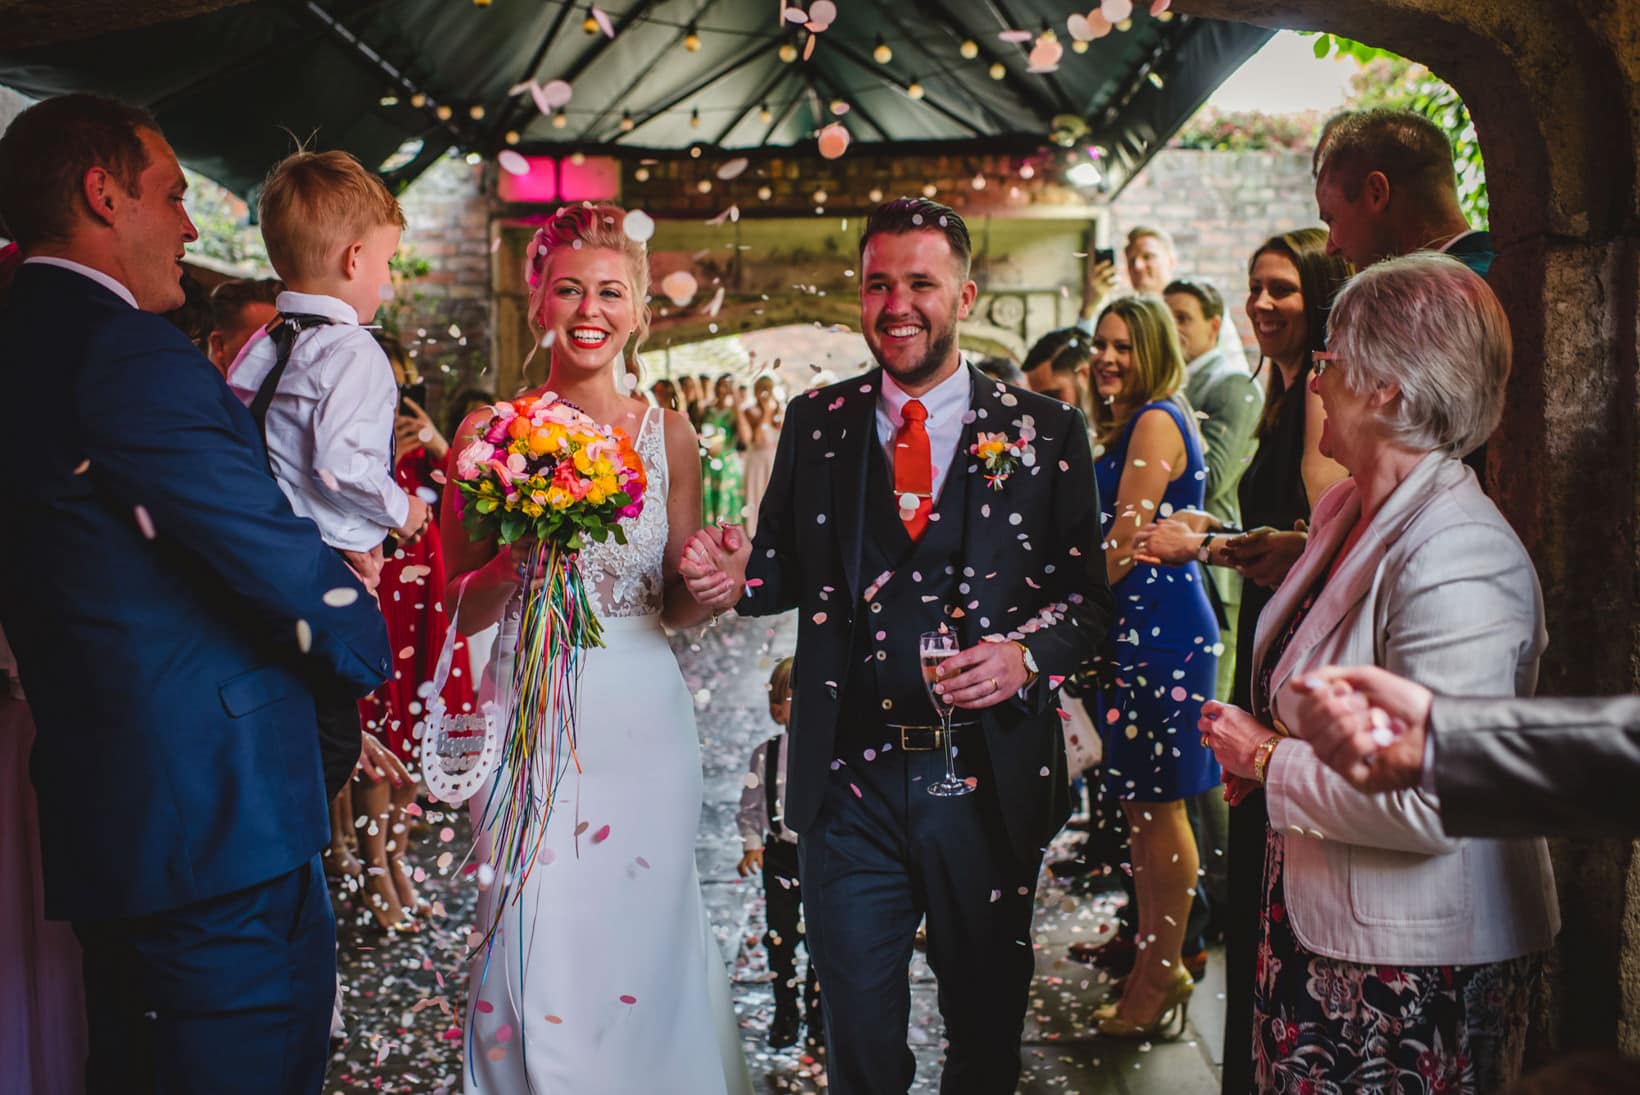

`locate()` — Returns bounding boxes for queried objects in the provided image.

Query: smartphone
[1094,247,1116,267]
[398,380,427,414]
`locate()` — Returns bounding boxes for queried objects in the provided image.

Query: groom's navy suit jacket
[739,366,1115,867]
[0,263,391,920]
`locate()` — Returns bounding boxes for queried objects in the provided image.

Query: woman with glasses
[1197,252,1558,1093]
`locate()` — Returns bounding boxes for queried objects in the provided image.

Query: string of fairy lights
[334,0,1182,167]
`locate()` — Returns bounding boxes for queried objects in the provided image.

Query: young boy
[736,656,823,1050]
[227,149,430,802]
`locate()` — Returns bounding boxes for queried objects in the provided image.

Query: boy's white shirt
[736,732,796,851]
[227,290,409,551]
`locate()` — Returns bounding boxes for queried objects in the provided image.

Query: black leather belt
[886,722,978,750]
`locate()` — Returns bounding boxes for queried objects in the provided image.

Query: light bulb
[634,167,650,182]
[757,185,773,200]
[552,111,567,129]
[504,130,520,145]
[684,25,701,52]
[960,39,979,60]
[583,15,598,33]
[907,80,924,100]
[697,179,712,194]
[868,187,884,202]
[873,39,892,64]
[989,62,1006,80]
[435,104,453,121]
[619,111,635,132]
[779,42,798,63]
[758,103,772,123]
[379,93,399,107]
[409,93,426,109]
[468,104,485,120]
[1072,39,1089,54]
[690,108,701,129]
[465,152,482,165]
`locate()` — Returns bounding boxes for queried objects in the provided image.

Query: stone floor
[326,611,1225,1093]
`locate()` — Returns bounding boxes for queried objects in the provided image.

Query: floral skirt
[1251,827,1540,1094]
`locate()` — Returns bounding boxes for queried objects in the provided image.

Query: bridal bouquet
[449,394,647,950]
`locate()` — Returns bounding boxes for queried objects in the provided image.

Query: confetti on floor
[328,611,1224,1092]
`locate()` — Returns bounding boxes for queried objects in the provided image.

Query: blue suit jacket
[0,263,391,920]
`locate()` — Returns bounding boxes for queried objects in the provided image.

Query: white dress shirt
[226,290,408,552]
[874,365,971,503]
[22,257,138,309]
[736,733,795,850]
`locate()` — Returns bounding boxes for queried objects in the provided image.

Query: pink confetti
[619,994,638,1005]
[495,1023,513,1043]
[439,826,456,842]
[850,783,863,798]
[545,1014,563,1024]
[132,505,156,539]
[635,856,651,869]
[1171,686,1188,701]
[441,1027,463,1041]
[591,5,614,37]
[592,824,611,843]
[998,29,1033,43]
[812,612,828,625]
[404,802,423,817]
[476,1000,495,1014]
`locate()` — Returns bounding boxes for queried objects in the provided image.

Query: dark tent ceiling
[0,0,1270,201]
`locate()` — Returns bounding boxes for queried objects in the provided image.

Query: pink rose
[454,438,495,480]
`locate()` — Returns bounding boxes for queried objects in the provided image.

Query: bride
[439,203,751,1094]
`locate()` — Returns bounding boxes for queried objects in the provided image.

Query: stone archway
[1179,0,1640,1058]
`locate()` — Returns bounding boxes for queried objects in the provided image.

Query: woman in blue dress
[1087,295,1220,1039]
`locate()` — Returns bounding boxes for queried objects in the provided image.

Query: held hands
[736,848,764,878]
[395,397,448,462]
[931,640,1030,710]
[679,523,751,611]
[1285,666,1431,794]
[1223,525,1307,589]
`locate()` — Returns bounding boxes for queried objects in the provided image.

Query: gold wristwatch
[1012,641,1039,688]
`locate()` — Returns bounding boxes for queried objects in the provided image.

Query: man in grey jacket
[1285,665,1640,837]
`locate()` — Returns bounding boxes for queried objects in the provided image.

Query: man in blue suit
[0,95,391,1093]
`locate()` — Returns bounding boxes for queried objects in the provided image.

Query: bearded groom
[683,198,1114,1093]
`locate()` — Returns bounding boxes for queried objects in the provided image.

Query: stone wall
[1109,147,1320,353]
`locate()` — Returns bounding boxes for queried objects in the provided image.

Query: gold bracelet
[1252,734,1282,783]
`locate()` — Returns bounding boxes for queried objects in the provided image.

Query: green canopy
[0,0,1270,199]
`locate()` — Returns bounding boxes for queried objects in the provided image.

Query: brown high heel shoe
[1096,967,1193,1040]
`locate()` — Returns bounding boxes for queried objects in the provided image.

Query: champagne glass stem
[941,707,958,785]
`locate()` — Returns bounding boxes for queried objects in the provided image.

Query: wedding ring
[990,677,999,692]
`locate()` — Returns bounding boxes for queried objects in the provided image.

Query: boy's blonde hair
[767,656,795,702]
[258,149,406,282]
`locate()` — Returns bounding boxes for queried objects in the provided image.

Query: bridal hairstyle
[522,202,652,380]
[1248,227,1353,439]
[1089,295,1190,447]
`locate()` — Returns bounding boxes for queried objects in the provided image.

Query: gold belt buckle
[899,724,942,750]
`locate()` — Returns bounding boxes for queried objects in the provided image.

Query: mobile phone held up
[399,380,427,415]
[1094,247,1116,267]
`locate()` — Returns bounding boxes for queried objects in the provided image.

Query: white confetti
[323,587,360,607]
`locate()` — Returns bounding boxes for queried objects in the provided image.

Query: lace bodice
[578,405,669,617]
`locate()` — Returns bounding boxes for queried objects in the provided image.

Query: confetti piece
[72,459,91,475]
[635,856,650,869]
[545,1014,564,1024]
[495,1023,513,1043]
[619,994,638,1005]
[497,149,530,176]
[133,505,156,539]
[999,29,1033,43]
[716,157,749,180]
[295,619,312,653]
[323,587,359,608]
[661,269,698,306]
[476,1000,495,1014]
[592,824,611,843]
[590,5,614,37]
[817,123,850,160]
[623,209,655,243]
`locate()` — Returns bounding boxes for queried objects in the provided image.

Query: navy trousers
[73,855,336,1095]
[800,734,1040,1094]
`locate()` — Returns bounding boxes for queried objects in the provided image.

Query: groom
[0,95,390,1092]
[684,198,1114,1092]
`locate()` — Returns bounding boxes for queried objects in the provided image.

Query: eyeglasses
[1310,350,1339,378]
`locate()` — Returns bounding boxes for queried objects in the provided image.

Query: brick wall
[1108,147,1320,353]
[389,156,493,406]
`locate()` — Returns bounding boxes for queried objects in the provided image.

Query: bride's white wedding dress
[463,405,751,1094]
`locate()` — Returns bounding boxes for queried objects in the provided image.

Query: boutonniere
[969,431,1027,491]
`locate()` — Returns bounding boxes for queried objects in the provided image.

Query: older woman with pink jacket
[1201,253,1558,1094]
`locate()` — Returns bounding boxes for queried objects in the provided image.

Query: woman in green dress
[700,373,749,526]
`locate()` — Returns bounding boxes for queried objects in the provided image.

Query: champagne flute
[920,630,973,798]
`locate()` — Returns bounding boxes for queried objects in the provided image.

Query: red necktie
[894,399,933,541]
